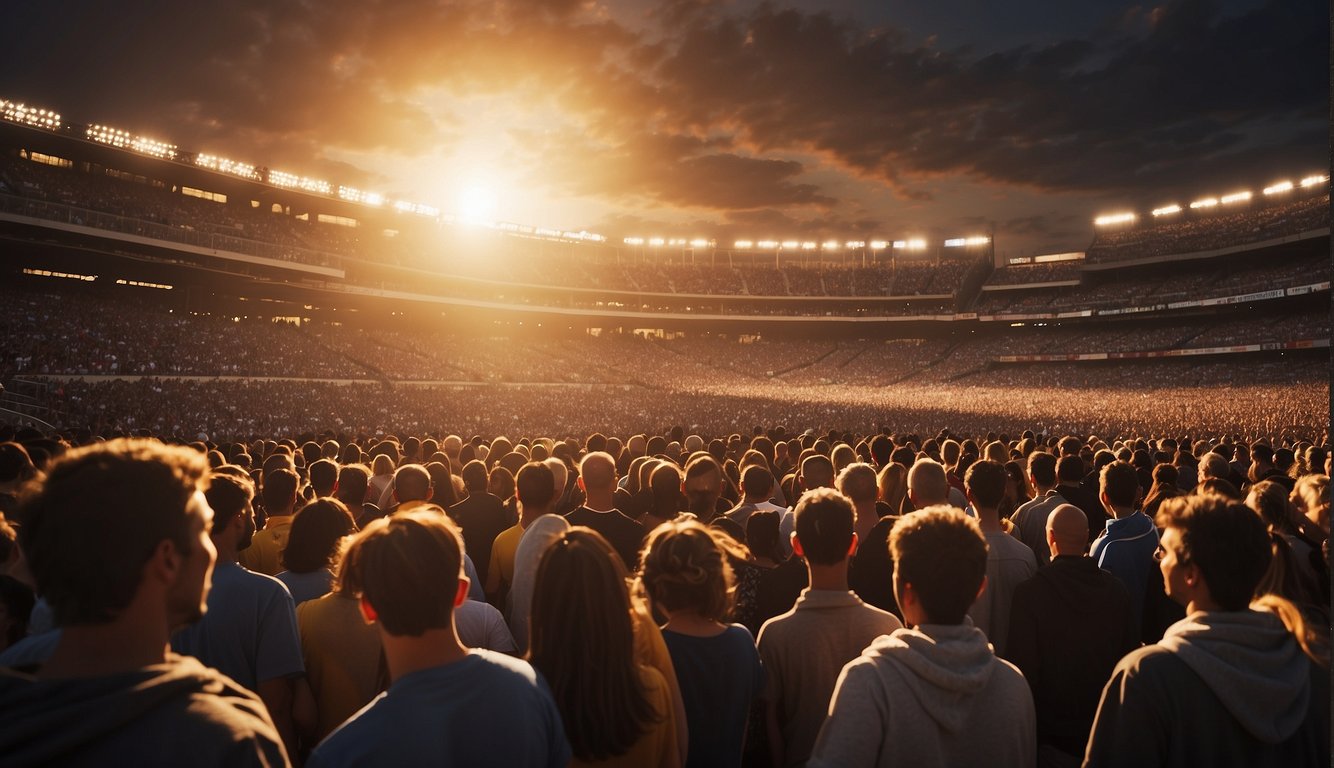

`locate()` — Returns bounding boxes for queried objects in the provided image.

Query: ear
[577,476,587,493]
[974,574,988,603]
[790,532,805,558]
[454,577,471,608]
[359,596,378,624]
[846,532,859,557]
[146,539,182,586]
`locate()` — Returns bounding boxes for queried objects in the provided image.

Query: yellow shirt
[237,515,292,576]
[486,524,524,596]
[296,591,385,740]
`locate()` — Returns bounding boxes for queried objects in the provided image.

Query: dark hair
[793,488,855,565]
[1056,455,1085,484]
[261,467,299,514]
[1099,461,1139,509]
[890,506,987,625]
[309,459,339,497]
[335,464,370,510]
[516,462,556,509]
[740,465,774,500]
[461,460,489,495]
[205,471,255,533]
[964,460,1008,511]
[282,498,357,574]
[341,507,464,636]
[19,439,208,626]
[1156,495,1271,611]
[1027,451,1057,487]
[0,574,34,648]
[745,510,783,562]
[529,528,660,760]
[0,442,37,484]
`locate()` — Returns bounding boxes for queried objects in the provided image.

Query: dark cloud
[0,0,1321,251]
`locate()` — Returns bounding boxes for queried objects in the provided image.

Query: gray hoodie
[1085,609,1330,768]
[810,620,1036,767]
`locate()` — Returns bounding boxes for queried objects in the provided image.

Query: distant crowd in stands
[0,422,1328,766]
[1087,191,1328,263]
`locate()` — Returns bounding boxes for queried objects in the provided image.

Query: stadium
[0,97,1326,440]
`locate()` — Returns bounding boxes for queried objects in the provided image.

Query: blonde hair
[638,519,744,622]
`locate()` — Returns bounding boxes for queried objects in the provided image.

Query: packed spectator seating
[984,261,1083,286]
[1087,191,1328,263]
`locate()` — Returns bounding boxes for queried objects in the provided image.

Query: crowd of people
[1086,192,1329,263]
[0,423,1328,766]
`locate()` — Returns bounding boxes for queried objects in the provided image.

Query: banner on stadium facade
[994,339,1327,364]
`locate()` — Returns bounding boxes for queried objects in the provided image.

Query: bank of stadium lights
[1093,212,1136,226]
[891,239,926,250]
[757,240,779,249]
[393,201,440,217]
[845,240,865,249]
[1262,181,1293,195]
[130,136,177,160]
[823,241,840,250]
[944,236,990,247]
[1189,197,1218,210]
[690,239,710,248]
[780,240,798,249]
[624,237,645,246]
[195,154,261,181]
[0,100,61,130]
[338,186,384,207]
[1219,191,1252,205]
[269,170,331,196]
[1152,204,1182,217]
[87,124,131,148]
[1299,175,1327,188]
[734,240,753,249]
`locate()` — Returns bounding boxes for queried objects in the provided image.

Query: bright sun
[456,183,499,222]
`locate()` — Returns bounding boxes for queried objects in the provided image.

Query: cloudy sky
[0,0,1324,257]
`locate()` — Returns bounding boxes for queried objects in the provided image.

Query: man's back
[1010,491,1065,565]
[1090,511,1158,634]
[308,650,569,768]
[810,624,1035,768]
[564,506,646,571]
[967,531,1037,656]
[172,561,304,691]
[1085,610,1330,768]
[447,493,511,585]
[1003,556,1136,757]
[297,592,384,741]
[758,589,902,767]
[0,654,286,767]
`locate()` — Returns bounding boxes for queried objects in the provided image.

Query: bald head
[907,458,950,507]
[578,452,617,511]
[1046,504,1088,557]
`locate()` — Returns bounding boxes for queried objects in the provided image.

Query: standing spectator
[965,460,1037,655]
[0,440,286,766]
[239,467,300,577]
[565,452,646,572]
[640,520,764,768]
[1090,461,1158,639]
[306,510,569,767]
[1085,494,1330,767]
[809,506,1035,767]
[277,498,357,606]
[757,489,901,767]
[1004,504,1135,764]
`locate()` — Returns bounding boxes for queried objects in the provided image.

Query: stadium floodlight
[196,154,260,181]
[87,124,131,148]
[1093,212,1136,226]
[623,237,644,246]
[648,237,665,247]
[1152,204,1182,217]
[734,240,753,249]
[1,100,61,130]
[758,240,779,249]
[944,238,965,247]
[870,240,889,250]
[823,241,840,250]
[130,136,177,160]
[891,240,906,249]
[781,240,799,249]
[338,186,384,206]
[1299,175,1327,188]
[690,238,709,247]
[964,236,990,246]
[1262,181,1293,195]
[1189,198,1218,209]
[845,240,865,249]
[905,238,927,250]
[1220,191,1251,205]
[801,241,817,250]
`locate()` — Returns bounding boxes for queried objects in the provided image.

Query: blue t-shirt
[308,649,570,768]
[663,624,765,768]
[171,560,304,691]
[276,569,334,606]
